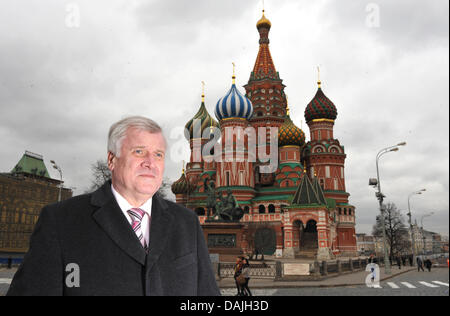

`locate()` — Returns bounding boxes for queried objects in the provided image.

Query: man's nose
[141,154,155,168]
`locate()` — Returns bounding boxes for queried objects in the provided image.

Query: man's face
[108,127,166,204]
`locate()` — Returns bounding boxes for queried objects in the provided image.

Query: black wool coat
[7,182,220,296]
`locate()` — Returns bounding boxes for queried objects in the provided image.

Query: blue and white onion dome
[215,74,253,121]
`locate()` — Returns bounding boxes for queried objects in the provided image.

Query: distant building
[0,151,72,256]
[356,233,375,255]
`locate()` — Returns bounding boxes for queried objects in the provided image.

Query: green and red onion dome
[184,100,219,141]
[304,85,337,123]
[171,172,192,195]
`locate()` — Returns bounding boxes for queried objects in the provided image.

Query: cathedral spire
[201,81,205,103]
[252,9,277,80]
[317,66,322,88]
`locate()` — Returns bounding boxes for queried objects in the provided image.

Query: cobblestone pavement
[0,268,16,296]
[220,268,448,296]
[2,267,448,296]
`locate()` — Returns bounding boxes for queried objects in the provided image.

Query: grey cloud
[0,0,448,236]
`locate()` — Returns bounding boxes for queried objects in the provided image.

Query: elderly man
[7,116,220,296]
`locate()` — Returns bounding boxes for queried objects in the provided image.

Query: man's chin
[135,182,161,197]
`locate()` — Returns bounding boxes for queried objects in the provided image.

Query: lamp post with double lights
[50,160,63,202]
[421,212,434,255]
[407,189,426,266]
[369,141,407,274]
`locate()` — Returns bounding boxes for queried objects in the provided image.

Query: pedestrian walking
[417,256,424,272]
[396,256,401,269]
[240,258,252,296]
[233,257,244,296]
[401,256,406,266]
[424,258,432,272]
[408,255,413,267]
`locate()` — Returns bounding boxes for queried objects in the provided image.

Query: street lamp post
[421,212,434,255]
[50,160,63,202]
[407,189,426,266]
[373,142,407,275]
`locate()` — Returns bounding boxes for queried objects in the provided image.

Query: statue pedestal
[202,221,246,262]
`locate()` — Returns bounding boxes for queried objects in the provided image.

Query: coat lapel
[146,194,173,272]
[91,182,147,266]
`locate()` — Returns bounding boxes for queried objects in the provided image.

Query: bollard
[213,262,220,281]
[275,261,283,280]
[217,262,221,280]
[322,261,328,276]
[313,261,320,277]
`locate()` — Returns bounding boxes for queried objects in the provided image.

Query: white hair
[108,116,165,157]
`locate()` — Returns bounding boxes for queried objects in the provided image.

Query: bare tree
[87,159,111,192]
[372,202,411,258]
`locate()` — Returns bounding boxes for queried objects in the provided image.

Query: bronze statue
[204,179,244,221]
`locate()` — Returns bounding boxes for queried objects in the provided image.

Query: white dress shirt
[111,184,152,247]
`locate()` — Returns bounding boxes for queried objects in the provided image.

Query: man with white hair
[7,116,220,296]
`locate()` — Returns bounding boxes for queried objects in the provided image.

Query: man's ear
[107,152,116,171]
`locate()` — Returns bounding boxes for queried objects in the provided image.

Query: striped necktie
[127,208,148,252]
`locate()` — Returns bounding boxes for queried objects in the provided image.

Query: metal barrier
[218,262,276,279]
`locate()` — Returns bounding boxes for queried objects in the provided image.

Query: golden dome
[257,10,271,29]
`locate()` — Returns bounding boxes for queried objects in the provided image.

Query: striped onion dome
[171,172,192,195]
[304,83,337,123]
[278,111,305,147]
[184,99,219,141]
[215,78,253,121]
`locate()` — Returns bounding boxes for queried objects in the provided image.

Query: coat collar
[91,181,172,266]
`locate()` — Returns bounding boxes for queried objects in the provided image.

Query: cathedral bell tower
[244,10,287,186]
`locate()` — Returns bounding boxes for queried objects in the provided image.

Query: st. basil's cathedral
[171,10,357,260]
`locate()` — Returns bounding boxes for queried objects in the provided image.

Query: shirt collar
[111,184,152,216]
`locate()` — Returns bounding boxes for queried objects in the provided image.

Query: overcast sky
[0,0,448,236]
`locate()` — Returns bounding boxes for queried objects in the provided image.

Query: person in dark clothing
[424,258,432,272]
[408,255,413,267]
[233,257,244,296]
[7,116,220,296]
[240,258,252,296]
[417,257,424,272]
[401,256,406,266]
[396,256,401,269]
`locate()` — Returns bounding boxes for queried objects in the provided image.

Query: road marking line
[419,281,439,288]
[400,282,416,288]
[220,289,277,296]
[432,281,449,287]
[0,278,12,284]
[387,282,400,289]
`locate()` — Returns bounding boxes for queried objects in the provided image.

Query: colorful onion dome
[185,92,219,141]
[171,171,191,195]
[257,10,271,29]
[278,108,305,147]
[215,69,253,121]
[304,81,337,123]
